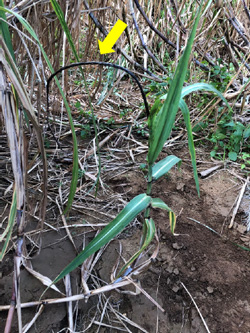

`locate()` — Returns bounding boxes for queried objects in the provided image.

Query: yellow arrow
[98,19,127,55]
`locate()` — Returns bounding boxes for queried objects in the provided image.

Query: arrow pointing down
[98,19,127,55]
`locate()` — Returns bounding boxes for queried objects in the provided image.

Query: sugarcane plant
[49,0,206,285]
[51,0,236,286]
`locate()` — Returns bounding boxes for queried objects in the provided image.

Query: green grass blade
[203,0,214,15]
[160,83,233,112]
[116,217,156,279]
[50,0,78,61]
[152,155,181,181]
[0,6,79,214]
[148,1,203,165]
[179,99,200,196]
[0,190,16,260]
[151,198,172,211]
[181,83,233,111]
[53,194,151,284]
[0,1,15,62]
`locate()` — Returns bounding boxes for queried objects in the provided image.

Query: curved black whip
[46,61,150,118]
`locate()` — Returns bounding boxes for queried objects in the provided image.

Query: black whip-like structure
[46,61,150,119]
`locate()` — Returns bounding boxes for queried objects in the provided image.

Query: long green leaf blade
[148,2,203,165]
[152,155,181,181]
[182,82,233,112]
[182,82,226,99]
[160,83,233,112]
[0,0,15,62]
[179,99,200,196]
[50,0,79,61]
[53,194,151,283]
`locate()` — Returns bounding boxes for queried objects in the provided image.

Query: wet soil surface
[1,147,250,332]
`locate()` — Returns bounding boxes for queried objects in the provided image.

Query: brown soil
[1,146,250,332]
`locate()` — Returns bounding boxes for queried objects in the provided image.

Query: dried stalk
[133,0,176,48]
[129,0,167,73]
[83,0,160,79]
[229,176,249,228]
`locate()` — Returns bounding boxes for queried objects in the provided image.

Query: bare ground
[1,143,250,332]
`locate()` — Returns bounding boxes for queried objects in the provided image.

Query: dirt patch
[103,149,250,332]
[1,147,250,332]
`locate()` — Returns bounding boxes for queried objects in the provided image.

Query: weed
[136,122,147,137]
[78,169,85,179]
[107,117,115,125]
[210,59,233,90]
[119,108,131,119]
[80,125,91,139]
[139,163,147,172]
[44,138,51,149]
[209,117,250,161]
[240,153,250,170]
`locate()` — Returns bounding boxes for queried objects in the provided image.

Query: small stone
[166,265,173,273]
[176,183,185,191]
[237,224,247,234]
[167,278,171,285]
[149,267,160,275]
[173,268,179,275]
[191,266,196,271]
[207,286,214,294]
[172,242,183,250]
[172,285,180,293]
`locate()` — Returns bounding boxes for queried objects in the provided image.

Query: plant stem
[146,164,153,208]
[141,164,153,245]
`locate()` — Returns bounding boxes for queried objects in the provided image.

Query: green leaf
[160,83,233,113]
[148,98,162,130]
[148,2,203,165]
[116,217,155,279]
[243,127,250,139]
[210,150,216,157]
[156,81,233,196]
[179,99,200,196]
[53,194,151,284]
[152,155,181,181]
[151,198,172,211]
[50,0,78,61]
[150,198,176,234]
[228,151,237,161]
[169,211,176,234]
[181,83,231,109]
[0,0,15,62]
